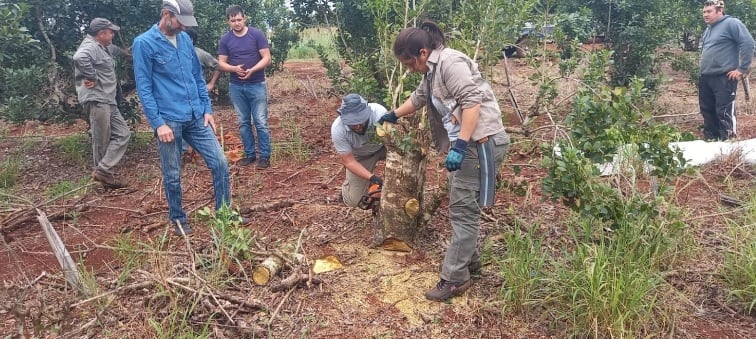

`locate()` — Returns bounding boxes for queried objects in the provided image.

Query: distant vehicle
[503,22,556,58]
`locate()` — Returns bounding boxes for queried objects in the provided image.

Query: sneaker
[256,158,270,169]
[174,221,193,236]
[425,279,471,302]
[239,157,256,166]
[438,261,483,276]
[92,169,127,188]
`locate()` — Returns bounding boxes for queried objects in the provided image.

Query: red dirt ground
[1,55,756,337]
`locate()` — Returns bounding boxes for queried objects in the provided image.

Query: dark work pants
[699,74,737,140]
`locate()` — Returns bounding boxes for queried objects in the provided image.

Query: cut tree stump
[374,118,429,251]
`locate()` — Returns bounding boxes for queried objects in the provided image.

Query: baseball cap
[338,94,372,125]
[704,0,725,8]
[89,18,120,34]
[163,0,198,27]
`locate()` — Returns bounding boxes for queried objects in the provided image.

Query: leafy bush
[199,205,255,261]
[668,51,701,87]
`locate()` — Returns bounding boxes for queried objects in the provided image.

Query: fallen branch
[71,280,154,308]
[270,270,323,293]
[95,244,191,257]
[268,286,296,326]
[239,199,295,214]
[36,209,88,294]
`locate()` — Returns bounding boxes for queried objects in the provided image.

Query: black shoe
[256,158,270,169]
[239,157,256,166]
[174,221,193,236]
[425,279,471,302]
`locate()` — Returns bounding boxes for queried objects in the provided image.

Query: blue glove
[377,111,399,124]
[445,139,468,172]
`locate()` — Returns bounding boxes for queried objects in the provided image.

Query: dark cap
[338,94,372,125]
[89,18,120,34]
[163,0,198,27]
[704,0,725,8]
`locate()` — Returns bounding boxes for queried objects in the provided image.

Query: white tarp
[670,138,756,166]
[555,138,756,176]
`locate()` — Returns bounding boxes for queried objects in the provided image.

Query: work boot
[256,158,270,169]
[174,221,193,236]
[92,169,127,188]
[239,157,256,166]
[425,279,471,302]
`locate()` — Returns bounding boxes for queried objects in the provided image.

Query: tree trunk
[373,116,430,251]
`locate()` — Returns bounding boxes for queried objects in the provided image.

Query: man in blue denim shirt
[133,0,231,235]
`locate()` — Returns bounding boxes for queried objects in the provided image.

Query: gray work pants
[341,146,387,207]
[442,132,509,282]
[85,102,131,174]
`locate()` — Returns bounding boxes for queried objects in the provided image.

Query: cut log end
[379,237,412,252]
[252,267,272,286]
[404,198,420,217]
[252,255,284,285]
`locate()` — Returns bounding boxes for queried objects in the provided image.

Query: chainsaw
[357,182,382,210]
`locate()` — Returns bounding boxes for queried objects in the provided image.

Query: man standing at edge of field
[699,0,754,141]
[217,4,273,169]
[73,17,132,189]
[132,0,233,236]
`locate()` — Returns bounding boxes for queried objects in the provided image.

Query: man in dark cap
[73,18,131,188]
[330,94,389,207]
[699,0,754,140]
[132,0,236,236]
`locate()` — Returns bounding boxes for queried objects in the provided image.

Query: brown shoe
[425,279,471,302]
[92,169,127,189]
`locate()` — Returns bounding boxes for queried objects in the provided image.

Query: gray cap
[163,0,198,27]
[89,18,120,34]
[338,94,372,125]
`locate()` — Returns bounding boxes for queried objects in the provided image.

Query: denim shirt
[133,25,212,129]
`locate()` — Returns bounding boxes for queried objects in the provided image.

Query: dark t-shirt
[218,26,270,84]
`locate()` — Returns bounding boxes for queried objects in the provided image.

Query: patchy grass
[722,194,756,314]
[288,27,338,61]
[0,154,21,189]
[44,178,90,199]
[55,133,89,167]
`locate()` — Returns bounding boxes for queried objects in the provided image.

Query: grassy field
[288,26,339,61]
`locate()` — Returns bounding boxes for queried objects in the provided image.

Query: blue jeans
[229,82,271,159]
[157,118,230,224]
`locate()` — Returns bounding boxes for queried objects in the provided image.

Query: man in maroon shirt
[218,5,272,169]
